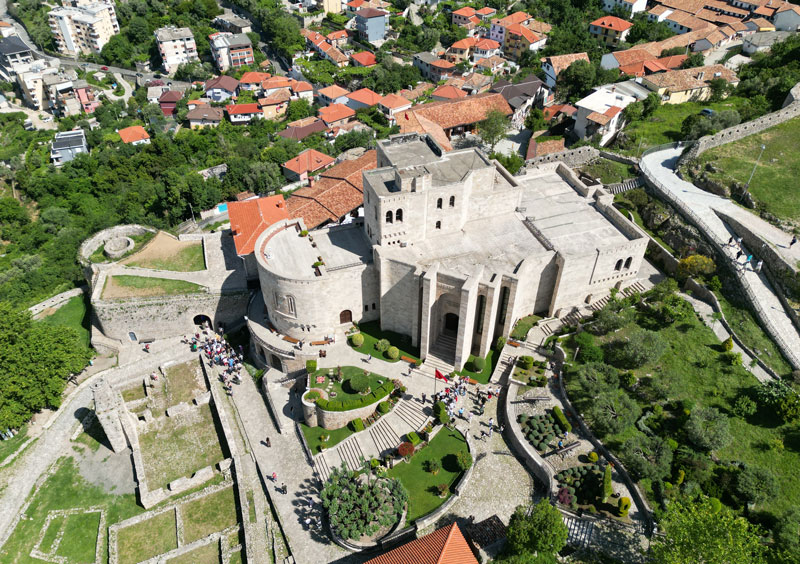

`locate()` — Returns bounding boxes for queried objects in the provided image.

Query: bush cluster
[456,450,472,471]
[306,360,317,373]
[518,355,534,370]
[316,381,394,411]
[377,401,391,414]
[350,418,365,432]
[552,405,572,433]
[387,346,399,360]
[349,374,370,393]
[397,441,414,457]
[471,356,486,372]
[375,338,390,352]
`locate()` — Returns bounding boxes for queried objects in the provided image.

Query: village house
[589,16,634,46]
[225,103,262,124]
[602,0,647,16]
[504,24,546,60]
[158,90,183,116]
[345,88,383,110]
[282,148,336,183]
[118,125,151,145]
[378,93,412,123]
[641,64,739,103]
[204,75,239,102]
[541,52,590,87]
[186,106,224,129]
[351,51,378,67]
[317,84,351,106]
[318,103,356,127]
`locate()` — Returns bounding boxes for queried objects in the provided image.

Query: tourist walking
[421,393,426,404]
[467,412,473,425]
[755,260,763,273]
[272,472,277,482]
[791,236,798,248]
[366,354,371,363]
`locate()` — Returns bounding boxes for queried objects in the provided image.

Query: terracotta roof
[752,4,775,15]
[475,38,500,50]
[158,90,183,103]
[205,75,239,92]
[462,72,493,91]
[431,58,456,69]
[468,15,480,24]
[432,85,467,99]
[527,136,566,159]
[356,7,388,18]
[292,80,313,93]
[347,87,383,106]
[398,82,435,100]
[379,93,411,110]
[451,37,477,50]
[351,51,377,66]
[748,16,775,29]
[453,6,477,16]
[477,7,496,15]
[590,15,634,31]
[318,103,356,124]
[777,3,800,14]
[648,5,671,15]
[541,52,590,75]
[619,54,686,76]
[364,523,478,564]
[118,125,149,144]
[610,48,656,67]
[228,195,289,255]
[186,106,224,121]
[397,110,453,151]
[542,103,577,120]
[528,19,552,35]
[282,149,335,175]
[506,23,540,43]
[412,92,512,130]
[644,64,738,92]
[327,30,349,40]
[226,103,261,115]
[287,151,376,229]
[259,90,291,106]
[318,84,350,99]
[278,118,328,140]
[262,76,292,90]
[240,71,271,84]
[493,11,531,26]
[475,55,507,70]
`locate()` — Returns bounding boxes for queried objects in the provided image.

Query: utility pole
[745,144,766,190]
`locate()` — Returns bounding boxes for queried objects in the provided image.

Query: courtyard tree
[605,328,667,368]
[685,406,732,451]
[651,498,764,564]
[587,390,641,437]
[621,434,673,481]
[505,500,568,558]
[524,108,546,132]
[478,109,510,152]
[556,59,595,103]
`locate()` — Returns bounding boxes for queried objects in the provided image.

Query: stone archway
[339,309,352,324]
[270,354,283,371]
[193,314,212,329]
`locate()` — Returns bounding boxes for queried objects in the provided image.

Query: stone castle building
[249,133,648,371]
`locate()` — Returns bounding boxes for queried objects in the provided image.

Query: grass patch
[121,382,147,403]
[90,232,156,264]
[39,515,64,553]
[0,425,27,462]
[138,403,224,490]
[103,275,204,298]
[126,243,206,272]
[310,366,388,402]
[614,192,676,254]
[386,427,468,522]
[73,417,107,452]
[41,294,91,350]
[181,486,239,544]
[511,314,542,340]
[300,422,355,454]
[579,158,638,184]
[117,510,177,564]
[456,349,498,385]
[56,511,101,563]
[696,115,800,221]
[168,542,220,564]
[229,550,243,564]
[163,361,205,407]
[204,219,229,232]
[350,320,420,363]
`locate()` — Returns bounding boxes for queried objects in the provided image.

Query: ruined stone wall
[78,225,158,283]
[525,146,599,168]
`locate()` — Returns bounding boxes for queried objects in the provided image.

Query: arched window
[614,259,623,271]
[624,257,632,269]
[436,198,443,209]
[435,220,441,229]
[385,210,393,223]
[395,208,403,222]
[449,195,455,207]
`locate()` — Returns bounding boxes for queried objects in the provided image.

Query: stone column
[454,274,479,371]
[92,379,128,453]
[500,278,520,339]
[478,281,500,358]
[418,265,438,361]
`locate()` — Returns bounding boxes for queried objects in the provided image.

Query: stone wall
[28,286,86,319]
[525,146,599,168]
[78,224,158,281]
[504,380,555,495]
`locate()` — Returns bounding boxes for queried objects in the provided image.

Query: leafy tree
[592,305,630,335]
[285,99,315,123]
[622,101,643,123]
[491,152,525,175]
[677,254,715,278]
[587,389,641,436]
[627,14,674,43]
[735,464,777,505]
[100,34,134,67]
[575,331,604,363]
[643,92,660,117]
[605,328,667,368]
[478,109,510,152]
[680,53,705,69]
[524,108,546,131]
[556,59,595,103]
[708,78,733,102]
[651,498,764,564]
[685,406,731,451]
[621,434,673,481]
[571,362,620,400]
[506,501,568,558]
[126,16,150,44]
[334,129,374,153]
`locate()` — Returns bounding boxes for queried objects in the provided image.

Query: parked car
[700,108,715,117]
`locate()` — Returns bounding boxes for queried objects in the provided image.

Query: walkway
[641,145,800,369]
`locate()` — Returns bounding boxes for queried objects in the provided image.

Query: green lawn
[168,542,220,564]
[456,349,498,385]
[511,314,542,340]
[350,321,420,363]
[181,486,239,544]
[39,515,64,553]
[309,366,389,401]
[104,275,204,298]
[386,427,469,522]
[56,511,101,563]
[117,510,177,564]
[0,457,145,564]
[300,422,355,454]
[126,243,206,272]
[696,115,800,221]
[0,424,27,462]
[163,361,204,407]
[41,294,92,350]
[579,159,638,184]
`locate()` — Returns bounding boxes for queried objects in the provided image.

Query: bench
[508,340,522,348]
[554,441,580,455]
[311,340,328,346]
[282,336,300,344]
[400,355,417,364]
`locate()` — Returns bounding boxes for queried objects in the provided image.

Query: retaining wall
[28,287,86,319]
[525,146,599,168]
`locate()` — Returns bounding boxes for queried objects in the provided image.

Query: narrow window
[624,257,632,270]
[385,210,393,223]
[614,259,623,271]
[435,220,441,229]
[449,195,455,207]
[287,296,296,315]
[395,208,403,222]
[436,197,442,209]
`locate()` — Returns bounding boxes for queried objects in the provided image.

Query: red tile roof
[380,93,412,110]
[541,52,590,75]
[228,195,289,255]
[240,71,271,84]
[318,84,350,99]
[364,523,478,564]
[278,118,329,141]
[327,29,349,40]
[226,103,261,115]
[475,38,500,50]
[292,80,313,92]
[283,149,335,175]
[205,75,239,93]
[412,91,512,130]
[506,23,540,43]
[527,136,566,159]
[432,85,467,99]
[118,125,150,144]
[287,151,376,229]
[351,51,377,66]
[431,59,456,69]
[347,88,383,106]
[542,103,577,120]
[453,6,477,16]
[158,90,183,103]
[590,15,634,31]
[319,103,356,125]
[477,7,496,15]
[259,90,291,106]
[262,76,293,90]
[493,11,531,26]
[450,37,477,50]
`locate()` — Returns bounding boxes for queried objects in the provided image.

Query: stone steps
[313,452,331,483]
[393,398,429,431]
[335,435,365,472]
[368,418,401,457]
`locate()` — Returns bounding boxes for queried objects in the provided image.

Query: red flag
[404,112,409,120]
[435,369,448,382]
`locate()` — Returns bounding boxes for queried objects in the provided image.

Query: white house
[225,103,262,124]
[204,75,239,102]
[602,0,647,17]
[573,82,647,146]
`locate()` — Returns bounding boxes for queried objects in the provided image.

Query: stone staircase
[368,417,402,456]
[332,434,366,472]
[588,280,648,312]
[313,451,332,483]
[393,396,429,430]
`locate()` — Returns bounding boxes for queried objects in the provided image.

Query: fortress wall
[378,257,420,340]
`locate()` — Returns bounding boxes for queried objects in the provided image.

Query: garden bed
[348,321,420,363]
[511,314,542,340]
[455,349,498,385]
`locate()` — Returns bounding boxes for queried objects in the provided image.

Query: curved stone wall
[78,225,158,286]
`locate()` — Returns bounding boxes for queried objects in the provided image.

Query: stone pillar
[92,379,128,453]
[478,281,500,358]
[418,266,438,361]
[500,278,520,340]
[454,275,479,371]
[547,252,567,317]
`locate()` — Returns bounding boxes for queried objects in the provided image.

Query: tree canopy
[505,501,568,558]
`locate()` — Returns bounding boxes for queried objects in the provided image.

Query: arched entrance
[193,314,212,329]
[339,309,352,324]
[444,312,459,334]
[270,354,283,371]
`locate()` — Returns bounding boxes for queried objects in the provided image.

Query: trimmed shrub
[407,431,421,446]
[316,381,394,411]
[588,451,599,463]
[377,401,391,414]
[349,374,370,393]
[618,496,631,517]
[375,338,390,352]
[424,460,441,475]
[496,336,506,350]
[602,464,613,503]
[434,401,450,425]
[350,333,364,347]
[387,346,399,360]
[456,450,472,471]
[471,356,486,372]
[518,414,529,425]
[306,360,317,373]
[723,336,734,351]
[552,405,572,433]
[350,418,365,432]
[397,441,414,457]
[518,355,534,369]
[300,230,308,236]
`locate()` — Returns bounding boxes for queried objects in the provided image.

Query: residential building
[228,195,289,278]
[401,92,512,140]
[76,86,99,113]
[239,71,271,91]
[327,30,349,48]
[225,103,262,124]
[204,75,239,102]
[526,135,566,158]
[748,16,776,30]
[452,6,479,26]
[542,103,577,122]
[321,0,342,14]
[431,84,467,101]
[773,3,800,30]
[212,13,252,34]
[474,55,507,74]
[618,54,687,76]
[492,74,547,128]
[50,129,87,166]
[154,26,198,74]
[43,73,81,117]
[378,93,412,122]
[282,148,335,183]
[291,80,314,101]
[48,2,119,56]
[589,16,634,46]
[446,37,476,63]
[258,90,290,120]
[146,85,167,104]
[300,29,349,68]
[318,103,355,127]
[209,32,254,72]
[17,61,59,111]
[663,10,714,33]
[742,30,795,53]
[118,125,150,145]
[0,35,34,81]
[472,38,501,60]
[317,84,350,106]
[351,51,377,67]
[158,90,183,116]
[186,106,224,129]
[504,24,545,60]
[460,72,494,94]
[541,52,590,87]
[476,7,498,20]
[0,21,15,38]
[355,8,388,42]
[573,87,638,145]
[278,117,329,141]
[641,64,739,103]
[489,11,532,45]
[602,0,647,16]
[345,87,383,110]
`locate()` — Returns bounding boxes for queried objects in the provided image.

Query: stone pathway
[641,145,800,369]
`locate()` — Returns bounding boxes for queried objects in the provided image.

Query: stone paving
[642,145,800,368]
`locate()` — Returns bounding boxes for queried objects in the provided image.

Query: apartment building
[49,2,119,56]
[589,16,634,46]
[154,27,198,74]
[17,61,60,110]
[0,35,35,81]
[209,32,254,72]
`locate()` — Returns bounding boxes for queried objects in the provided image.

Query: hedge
[552,405,572,433]
[407,431,421,446]
[471,356,486,372]
[315,381,394,411]
[378,401,391,414]
[351,418,365,432]
[306,359,317,373]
